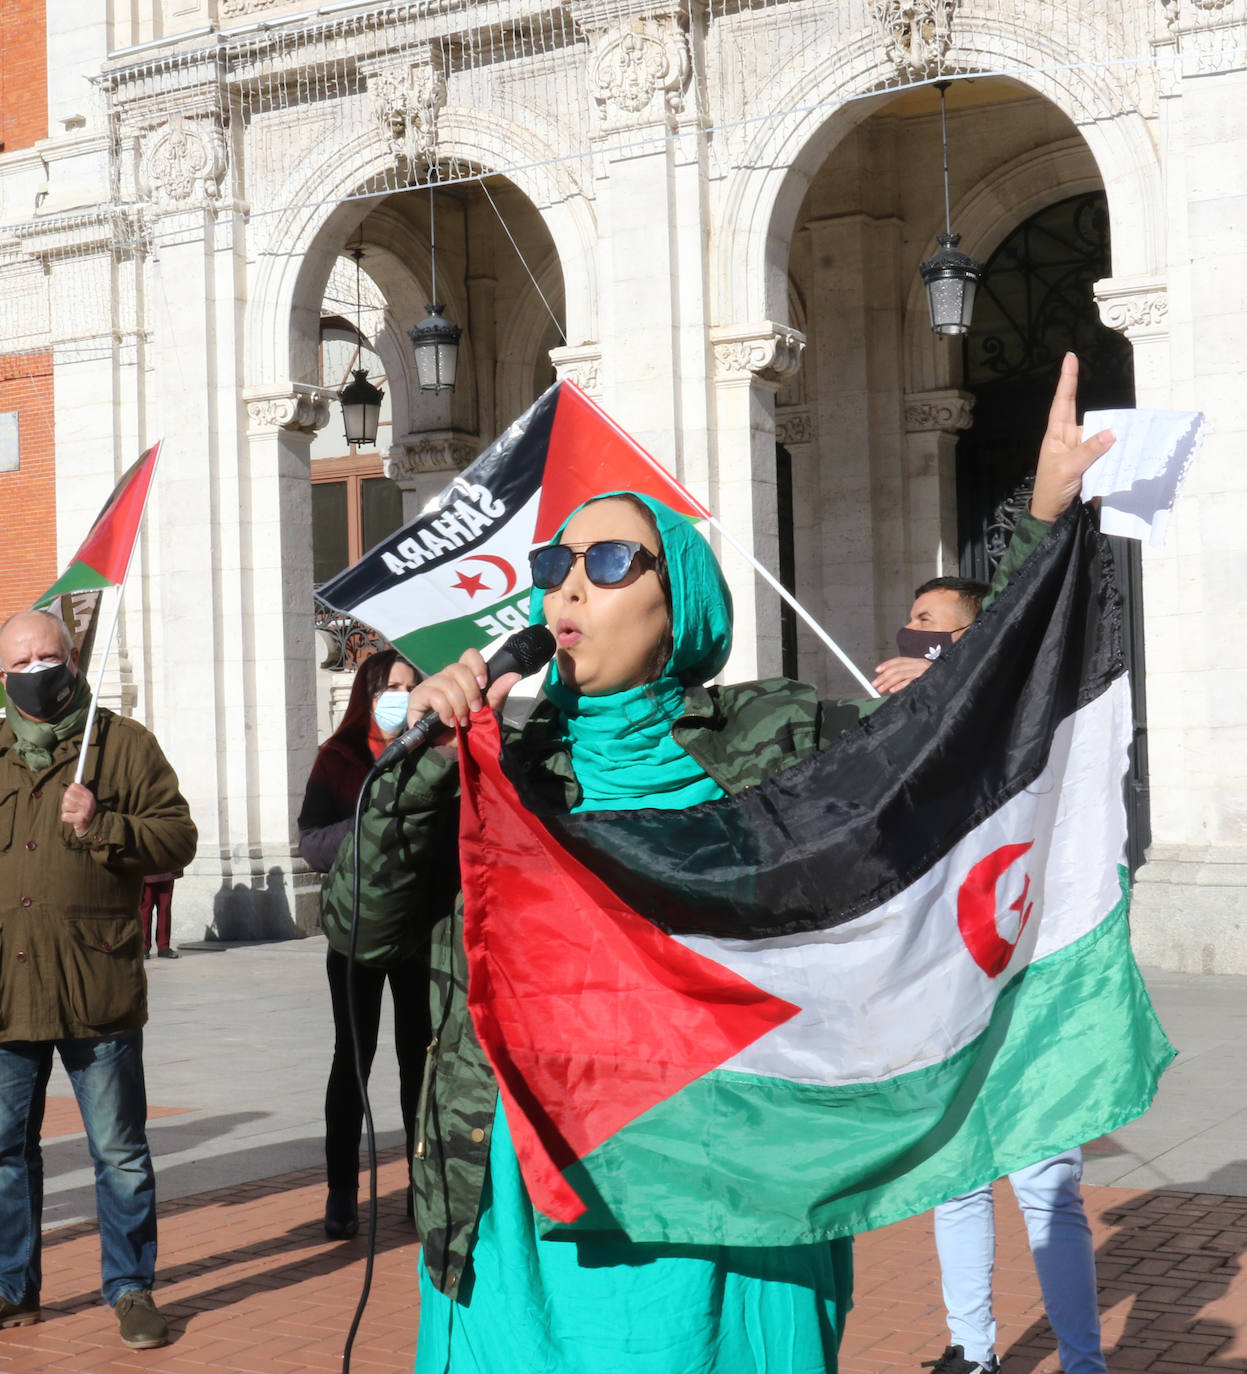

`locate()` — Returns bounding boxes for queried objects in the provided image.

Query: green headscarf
[528,492,733,812]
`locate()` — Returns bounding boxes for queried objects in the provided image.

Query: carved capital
[904,388,975,434]
[1161,0,1234,29]
[711,323,806,384]
[385,431,478,480]
[138,113,226,208]
[586,13,691,128]
[871,0,959,75]
[370,52,447,178]
[1093,276,1169,338]
[244,384,335,435]
[549,344,603,397]
[775,408,815,446]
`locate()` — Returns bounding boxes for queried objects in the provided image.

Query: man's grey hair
[0,609,74,660]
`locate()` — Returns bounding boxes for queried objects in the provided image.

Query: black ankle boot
[324,1188,359,1239]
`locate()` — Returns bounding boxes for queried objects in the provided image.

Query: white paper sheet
[1079,408,1206,547]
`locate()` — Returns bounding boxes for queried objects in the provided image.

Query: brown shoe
[0,1295,39,1328]
[114,1290,169,1349]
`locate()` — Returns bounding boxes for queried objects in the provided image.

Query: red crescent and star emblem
[956,841,1035,978]
[450,554,518,600]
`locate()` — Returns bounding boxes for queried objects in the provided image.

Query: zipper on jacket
[413,1036,438,1159]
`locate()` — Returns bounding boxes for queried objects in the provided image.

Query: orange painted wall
[0,0,48,153]
[0,353,57,618]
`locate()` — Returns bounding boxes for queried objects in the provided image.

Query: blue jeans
[0,1032,157,1307]
[933,1148,1105,1374]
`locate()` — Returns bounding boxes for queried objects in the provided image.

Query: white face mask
[372,690,411,736]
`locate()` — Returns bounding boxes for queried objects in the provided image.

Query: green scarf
[529,492,733,813]
[6,674,93,773]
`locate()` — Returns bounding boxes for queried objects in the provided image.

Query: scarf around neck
[6,673,93,773]
[529,491,734,814]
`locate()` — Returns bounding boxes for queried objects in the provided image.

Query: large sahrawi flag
[317,381,708,671]
[457,501,1175,1242]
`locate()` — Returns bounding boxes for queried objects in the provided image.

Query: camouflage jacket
[323,513,1050,1300]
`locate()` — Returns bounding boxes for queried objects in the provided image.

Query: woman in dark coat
[298,647,428,1238]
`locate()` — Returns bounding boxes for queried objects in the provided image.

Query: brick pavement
[3,1159,1245,1373]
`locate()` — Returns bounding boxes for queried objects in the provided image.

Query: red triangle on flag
[457,708,798,1223]
[533,383,710,542]
[73,442,161,584]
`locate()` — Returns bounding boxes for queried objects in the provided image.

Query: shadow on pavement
[1003,1170,1247,1373]
[39,1180,418,1337]
[42,1125,406,1225]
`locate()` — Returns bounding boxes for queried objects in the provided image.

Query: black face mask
[895,627,960,662]
[3,659,78,721]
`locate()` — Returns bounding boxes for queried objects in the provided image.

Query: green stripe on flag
[391,590,533,672]
[554,873,1174,1246]
[34,561,114,609]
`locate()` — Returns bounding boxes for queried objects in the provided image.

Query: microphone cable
[338,625,556,1371]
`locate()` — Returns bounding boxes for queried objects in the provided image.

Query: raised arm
[1028,353,1115,523]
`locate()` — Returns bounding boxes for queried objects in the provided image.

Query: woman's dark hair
[584,493,674,683]
[327,648,416,757]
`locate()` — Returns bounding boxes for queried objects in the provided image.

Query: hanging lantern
[409,180,461,392]
[339,368,385,447]
[920,233,984,336]
[921,83,985,338]
[337,246,385,446]
[409,304,462,392]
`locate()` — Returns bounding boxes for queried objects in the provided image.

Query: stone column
[803,211,906,681]
[901,388,973,590]
[1099,259,1247,969]
[572,2,712,498]
[709,323,805,680]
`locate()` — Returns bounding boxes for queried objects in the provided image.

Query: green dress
[414,1106,853,1373]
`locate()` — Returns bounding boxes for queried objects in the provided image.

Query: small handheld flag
[30,442,162,784]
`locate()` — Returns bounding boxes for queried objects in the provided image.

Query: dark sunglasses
[528,540,659,590]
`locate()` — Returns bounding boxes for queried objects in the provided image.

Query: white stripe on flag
[680,674,1132,1087]
[347,489,543,640]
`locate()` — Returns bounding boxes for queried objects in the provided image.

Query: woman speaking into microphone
[323,355,1114,1374]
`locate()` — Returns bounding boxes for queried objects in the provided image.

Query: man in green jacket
[0,610,197,1350]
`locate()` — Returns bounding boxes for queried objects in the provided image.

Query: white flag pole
[73,586,126,786]
[72,440,163,786]
[706,514,881,699]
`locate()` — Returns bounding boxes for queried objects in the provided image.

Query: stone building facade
[0,0,1244,968]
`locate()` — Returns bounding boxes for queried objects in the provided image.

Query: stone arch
[245,108,596,394]
[713,19,1163,332]
[497,250,566,422]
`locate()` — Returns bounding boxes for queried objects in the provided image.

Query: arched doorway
[957,191,1150,871]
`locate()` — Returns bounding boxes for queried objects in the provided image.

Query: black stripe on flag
[319,382,561,608]
[506,502,1124,940]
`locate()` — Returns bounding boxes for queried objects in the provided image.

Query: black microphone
[375,624,557,770]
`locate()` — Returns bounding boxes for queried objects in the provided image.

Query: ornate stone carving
[549,344,603,396]
[385,434,477,480]
[587,15,691,125]
[872,0,959,75]
[138,114,226,207]
[904,389,975,433]
[1161,0,1234,29]
[1093,276,1169,337]
[372,56,447,177]
[711,324,806,383]
[775,409,814,446]
[244,385,335,435]
[221,0,284,16]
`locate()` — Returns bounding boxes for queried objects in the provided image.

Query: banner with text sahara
[316,381,708,672]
